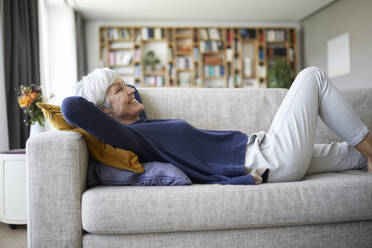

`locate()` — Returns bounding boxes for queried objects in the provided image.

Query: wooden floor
[0,222,27,248]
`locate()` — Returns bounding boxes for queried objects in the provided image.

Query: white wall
[85,20,301,74]
[301,0,372,88]
[0,0,9,151]
[40,0,77,105]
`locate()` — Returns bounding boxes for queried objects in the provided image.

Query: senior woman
[61,67,372,185]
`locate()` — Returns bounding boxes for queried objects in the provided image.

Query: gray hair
[72,68,119,106]
[101,96,112,109]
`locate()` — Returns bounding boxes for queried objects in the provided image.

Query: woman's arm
[61,96,145,156]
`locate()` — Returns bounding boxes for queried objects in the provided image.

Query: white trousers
[244,67,370,182]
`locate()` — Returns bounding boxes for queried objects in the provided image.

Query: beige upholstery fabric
[82,171,372,234]
[139,88,288,135]
[26,131,89,248]
[83,221,372,248]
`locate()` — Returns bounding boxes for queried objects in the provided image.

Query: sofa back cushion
[139,88,287,136]
[138,87,372,144]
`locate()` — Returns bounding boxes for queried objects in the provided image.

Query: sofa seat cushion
[82,170,372,234]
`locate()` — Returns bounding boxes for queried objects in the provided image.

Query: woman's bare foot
[354,132,372,173]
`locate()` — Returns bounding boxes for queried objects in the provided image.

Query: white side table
[0,149,27,229]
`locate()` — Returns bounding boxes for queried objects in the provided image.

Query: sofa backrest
[138,87,372,144]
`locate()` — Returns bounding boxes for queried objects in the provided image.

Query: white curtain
[38,0,77,107]
[0,0,9,151]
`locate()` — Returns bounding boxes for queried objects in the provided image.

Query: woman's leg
[262,67,370,182]
[306,142,367,176]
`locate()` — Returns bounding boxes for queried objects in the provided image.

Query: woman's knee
[295,66,328,92]
[299,66,321,75]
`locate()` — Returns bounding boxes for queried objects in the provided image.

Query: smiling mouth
[129,98,137,105]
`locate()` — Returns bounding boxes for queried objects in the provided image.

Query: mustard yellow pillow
[36,102,144,173]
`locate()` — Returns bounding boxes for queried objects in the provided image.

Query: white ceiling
[67,0,335,22]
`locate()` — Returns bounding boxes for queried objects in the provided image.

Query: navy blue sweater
[61,96,257,185]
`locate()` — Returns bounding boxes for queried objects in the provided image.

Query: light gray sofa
[26,87,372,248]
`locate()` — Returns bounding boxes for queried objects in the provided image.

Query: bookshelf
[99,26,297,88]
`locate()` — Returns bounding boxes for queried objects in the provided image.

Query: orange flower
[18,95,32,108]
[30,92,38,100]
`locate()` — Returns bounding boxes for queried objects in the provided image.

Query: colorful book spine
[227,30,232,45]
[259,48,264,61]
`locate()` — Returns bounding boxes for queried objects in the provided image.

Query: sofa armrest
[26,131,89,248]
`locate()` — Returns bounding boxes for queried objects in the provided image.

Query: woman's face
[104,79,144,120]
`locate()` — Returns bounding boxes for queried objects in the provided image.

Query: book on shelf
[108,51,133,65]
[215,65,220,76]
[154,28,164,40]
[259,48,264,61]
[227,65,231,76]
[234,74,242,86]
[148,28,154,39]
[208,28,220,40]
[226,48,233,62]
[108,28,132,40]
[227,30,232,45]
[289,29,296,44]
[257,65,267,78]
[200,41,223,52]
[228,76,233,88]
[234,57,239,69]
[135,65,142,78]
[203,65,224,77]
[168,47,173,61]
[142,28,148,40]
[244,57,253,77]
[176,56,192,69]
[176,39,192,53]
[258,30,265,43]
[241,29,256,39]
[266,29,286,42]
[176,29,192,37]
[203,54,222,65]
[141,28,163,40]
[168,64,176,77]
[195,77,202,86]
[220,65,224,76]
[115,67,134,74]
[234,39,240,52]
[110,42,134,49]
[194,47,199,61]
[267,45,287,59]
[144,76,165,87]
[135,30,141,43]
[178,72,191,85]
[200,29,208,39]
[168,29,173,42]
[134,49,141,62]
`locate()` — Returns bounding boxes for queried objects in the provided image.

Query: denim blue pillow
[86,159,192,187]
